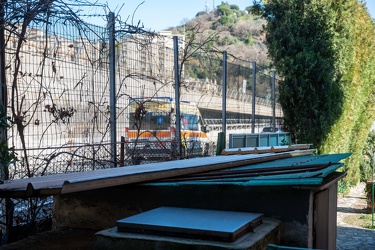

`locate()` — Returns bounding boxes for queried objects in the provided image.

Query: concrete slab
[93,218,281,250]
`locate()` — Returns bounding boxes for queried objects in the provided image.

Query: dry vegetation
[168,5,270,67]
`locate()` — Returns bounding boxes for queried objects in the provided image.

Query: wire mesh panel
[116,32,177,164]
[5,16,112,178]
[226,59,253,130]
[0,2,113,243]
[183,53,282,137]
[254,65,284,131]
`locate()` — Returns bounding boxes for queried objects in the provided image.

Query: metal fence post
[173,36,181,157]
[222,51,227,147]
[120,136,125,166]
[0,1,12,244]
[108,12,116,167]
[0,0,6,178]
[271,70,276,131]
[252,61,256,133]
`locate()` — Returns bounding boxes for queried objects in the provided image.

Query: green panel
[267,244,316,249]
[259,135,269,146]
[145,153,350,187]
[246,135,258,147]
[286,134,291,144]
[277,134,285,145]
[244,178,323,186]
[216,132,225,155]
[146,178,323,186]
[232,137,245,148]
[229,133,292,148]
[269,134,278,146]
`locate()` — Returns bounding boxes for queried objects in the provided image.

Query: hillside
[169,3,270,67]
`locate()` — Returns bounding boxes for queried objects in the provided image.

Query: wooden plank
[61,153,292,194]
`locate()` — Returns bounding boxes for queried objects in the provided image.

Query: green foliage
[244,34,254,45]
[338,179,349,194]
[238,14,253,21]
[358,213,375,230]
[230,4,239,11]
[359,131,375,182]
[196,11,206,17]
[360,159,373,183]
[184,53,222,82]
[218,35,235,46]
[257,0,343,146]
[255,0,375,187]
[217,3,233,16]
[280,139,289,146]
[0,107,17,182]
[219,15,235,26]
[178,2,270,81]
[319,0,375,186]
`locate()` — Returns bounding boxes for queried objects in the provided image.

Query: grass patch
[344,213,375,229]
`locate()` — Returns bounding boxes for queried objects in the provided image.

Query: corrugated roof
[0,149,316,198]
[145,153,351,186]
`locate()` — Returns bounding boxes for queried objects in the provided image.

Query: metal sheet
[117,206,263,242]
[154,154,350,183]
[0,149,321,197]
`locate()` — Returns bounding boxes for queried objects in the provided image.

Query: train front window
[129,110,171,130]
[181,114,199,131]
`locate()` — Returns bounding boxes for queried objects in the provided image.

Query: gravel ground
[336,182,375,250]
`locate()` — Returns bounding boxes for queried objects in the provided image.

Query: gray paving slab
[336,182,375,250]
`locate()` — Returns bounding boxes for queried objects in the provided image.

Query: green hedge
[319,0,375,186]
[254,0,375,187]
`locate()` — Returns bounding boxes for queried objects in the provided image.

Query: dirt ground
[0,228,97,250]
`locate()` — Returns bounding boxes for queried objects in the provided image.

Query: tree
[196,11,206,17]
[230,4,239,11]
[252,0,375,186]
[217,3,233,16]
[252,0,343,146]
[360,131,375,182]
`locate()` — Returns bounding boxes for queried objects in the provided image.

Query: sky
[366,0,375,19]
[85,0,375,31]
[88,0,255,31]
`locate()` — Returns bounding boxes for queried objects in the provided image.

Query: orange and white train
[125,97,209,160]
